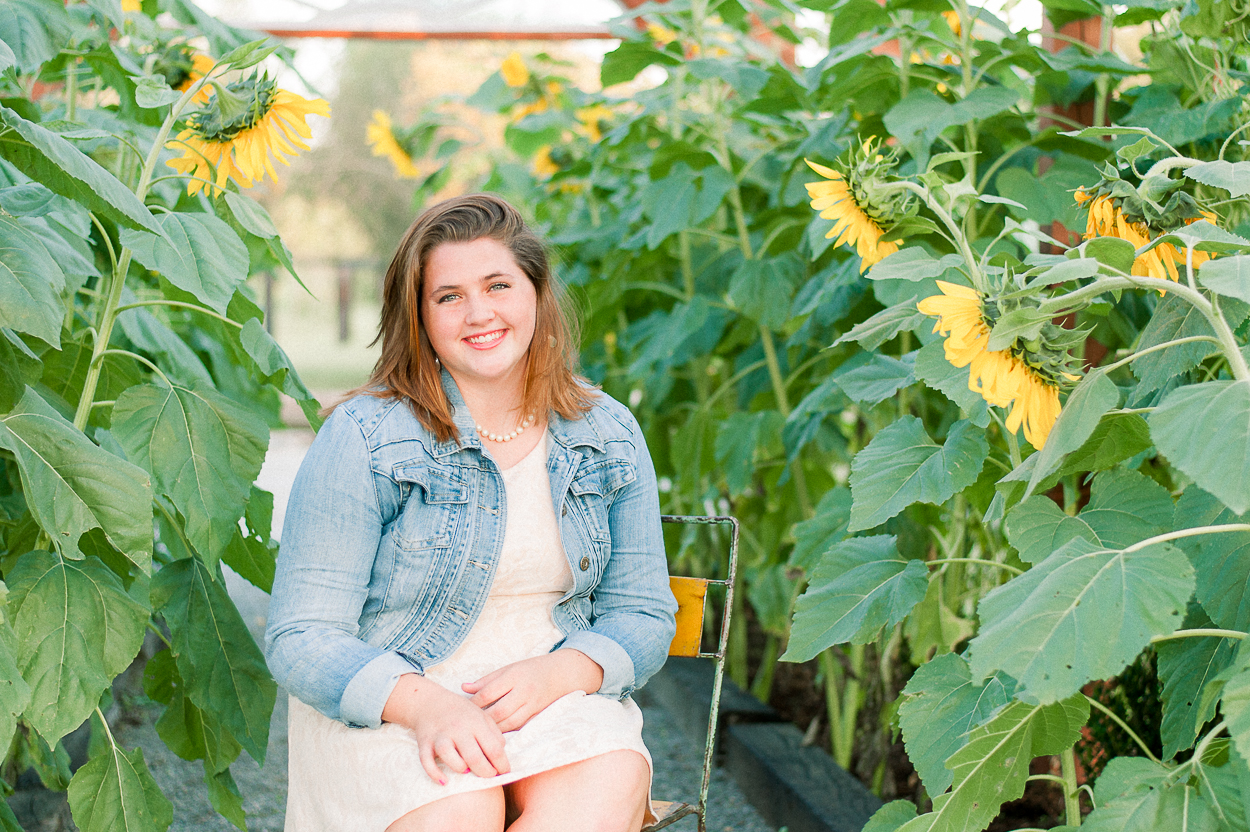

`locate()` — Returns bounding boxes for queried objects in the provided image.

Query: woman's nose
[463,292,494,324]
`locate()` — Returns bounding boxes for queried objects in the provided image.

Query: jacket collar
[432,369,604,456]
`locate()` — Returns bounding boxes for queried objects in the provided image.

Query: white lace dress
[284,433,654,831]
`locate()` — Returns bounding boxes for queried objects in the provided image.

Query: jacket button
[562,505,568,516]
[579,556,590,571]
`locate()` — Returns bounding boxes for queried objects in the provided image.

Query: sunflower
[647,23,678,46]
[805,158,900,273]
[366,110,420,178]
[576,104,613,142]
[501,52,529,88]
[166,74,330,196]
[1075,184,1216,284]
[533,146,559,178]
[121,0,141,11]
[178,52,217,104]
[918,281,1071,448]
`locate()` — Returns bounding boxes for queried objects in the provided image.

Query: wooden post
[337,262,353,343]
[263,270,276,336]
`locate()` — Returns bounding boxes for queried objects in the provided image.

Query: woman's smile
[464,329,507,348]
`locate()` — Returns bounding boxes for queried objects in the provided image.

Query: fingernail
[439,778,447,786]
[463,768,471,774]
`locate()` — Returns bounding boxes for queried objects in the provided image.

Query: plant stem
[115,299,245,328]
[1123,524,1250,554]
[679,230,695,300]
[1151,628,1247,644]
[1084,695,1161,763]
[95,348,173,388]
[1061,746,1081,827]
[750,635,779,702]
[65,56,78,123]
[1100,335,1223,374]
[1092,6,1114,128]
[927,557,1023,575]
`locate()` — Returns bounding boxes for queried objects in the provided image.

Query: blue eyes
[434,283,510,304]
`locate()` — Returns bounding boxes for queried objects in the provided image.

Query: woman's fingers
[433,736,469,777]
[469,677,513,710]
[419,744,446,786]
[478,729,511,775]
[493,701,537,734]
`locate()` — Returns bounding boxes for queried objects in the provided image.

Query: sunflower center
[188,75,278,143]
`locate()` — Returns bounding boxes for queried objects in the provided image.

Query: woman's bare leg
[386,787,506,832]
[505,750,650,832]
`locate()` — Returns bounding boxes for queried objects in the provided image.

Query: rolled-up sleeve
[264,407,418,728]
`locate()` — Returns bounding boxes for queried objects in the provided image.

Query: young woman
[265,194,677,831]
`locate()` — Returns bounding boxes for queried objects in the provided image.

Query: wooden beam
[259,27,616,40]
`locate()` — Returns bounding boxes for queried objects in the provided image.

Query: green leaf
[897,652,1015,795]
[1199,256,1250,304]
[833,300,928,351]
[221,191,278,239]
[1224,656,1250,770]
[1150,380,1250,515]
[728,255,803,329]
[863,800,919,832]
[0,107,161,234]
[1024,370,1119,498]
[119,212,249,315]
[913,340,990,427]
[0,0,71,73]
[600,40,682,87]
[713,410,783,497]
[789,486,852,571]
[866,249,963,282]
[1078,467,1174,549]
[899,696,1089,832]
[833,353,916,406]
[1157,221,1250,256]
[152,558,275,763]
[1157,606,1237,760]
[1132,294,1238,395]
[1173,487,1250,631]
[221,486,277,593]
[1082,236,1137,275]
[66,743,173,832]
[215,38,277,72]
[1053,413,1153,481]
[848,417,989,532]
[905,578,974,661]
[1116,135,1160,165]
[0,613,31,754]
[0,327,43,412]
[154,679,241,774]
[1005,497,1098,564]
[1082,757,1214,832]
[0,388,152,566]
[987,307,1051,352]
[131,74,181,109]
[112,384,268,563]
[238,318,322,428]
[7,550,148,742]
[1185,161,1250,199]
[971,537,1194,703]
[205,768,246,830]
[0,212,68,345]
[782,535,928,662]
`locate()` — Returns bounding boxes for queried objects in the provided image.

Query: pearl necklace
[475,413,535,443]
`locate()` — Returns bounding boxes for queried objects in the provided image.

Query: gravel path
[110,428,774,832]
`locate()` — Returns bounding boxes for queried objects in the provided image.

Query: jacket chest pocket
[568,459,636,546]
[392,464,470,551]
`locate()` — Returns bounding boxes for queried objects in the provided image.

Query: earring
[548,335,557,348]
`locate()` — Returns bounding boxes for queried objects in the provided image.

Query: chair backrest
[658,515,739,832]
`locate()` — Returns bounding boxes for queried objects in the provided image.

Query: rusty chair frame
[643,514,740,832]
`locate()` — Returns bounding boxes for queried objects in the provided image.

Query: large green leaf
[600,39,682,87]
[1173,487,1250,632]
[713,410,783,497]
[0,214,66,346]
[237,318,322,429]
[66,743,173,832]
[1150,380,1250,515]
[897,652,1015,795]
[1131,294,1242,395]
[1199,256,1250,304]
[1076,468,1174,549]
[1024,369,1119,499]
[832,353,916,406]
[970,537,1194,703]
[1053,413,1152,480]
[1224,660,1250,771]
[0,0,72,73]
[221,486,277,594]
[0,107,161,234]
[119,212,249,315]
[1005,497,1097,564]
[913,340,990,427]
[112,383,267,563]
[0,387,152,566]
[833,300,928,351]
[782,535,928,662]
[899,696,1088,832]
[788,486,852,571]
[1185,161,1250,198]
[849,417,989,531]
[866,249,963,282]
[727,254,803,329]
[1157,606,1237,760]
[862,801,919,832]
[7,550,148,742]
[1083,756,1216,832]
[152,558,275,763]
[904,576,974,661]
[0,611,31,754]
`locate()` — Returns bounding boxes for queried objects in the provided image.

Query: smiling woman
[264,194,678,832]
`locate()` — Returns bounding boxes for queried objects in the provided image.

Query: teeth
[466,331,501,344]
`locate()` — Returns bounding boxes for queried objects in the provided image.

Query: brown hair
[344,193,595,442]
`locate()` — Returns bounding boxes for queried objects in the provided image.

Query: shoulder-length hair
[345,193,595,442]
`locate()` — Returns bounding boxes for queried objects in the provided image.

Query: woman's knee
[385,787,505,832]
[508,751,650,831]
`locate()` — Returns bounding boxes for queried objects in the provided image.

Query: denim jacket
[264,372,677,729]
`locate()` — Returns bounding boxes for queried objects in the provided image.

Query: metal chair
[642,515,740,832]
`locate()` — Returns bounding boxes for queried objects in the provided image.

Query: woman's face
[421,237,538,394]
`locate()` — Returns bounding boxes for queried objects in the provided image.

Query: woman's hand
[462,649,604,733]
[381,673,511,784]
